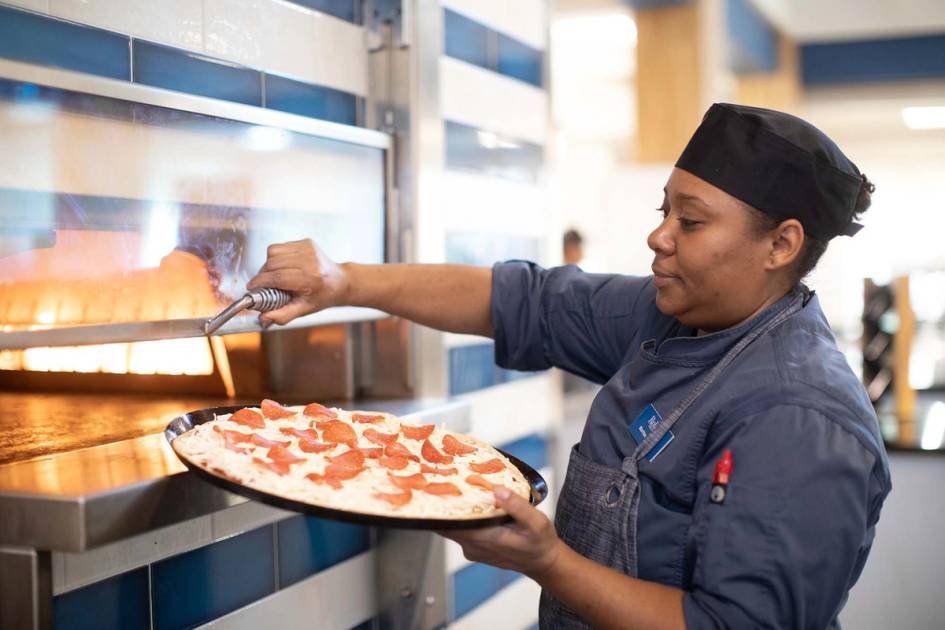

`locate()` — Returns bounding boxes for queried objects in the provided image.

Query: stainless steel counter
[0,395,470,552]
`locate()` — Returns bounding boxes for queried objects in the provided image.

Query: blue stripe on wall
[265,73,359,126]
[0,4,129,80]
[496,33,543,88]
[726,0,778,74]
[151,525,275,630]
[133,40,262,107]
[287,0,360,24]
[443,9,545,88]
[448,342,543,396]
[801,33,945,85]
[277,516,371,587]
[444,120,544,183]
[451,562,524,620]
[53,567,149,630]
[500,433,548,470]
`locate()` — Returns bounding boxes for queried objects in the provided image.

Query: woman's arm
[246,239,493,336]
[442,488,685,630]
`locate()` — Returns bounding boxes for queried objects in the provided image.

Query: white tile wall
[450,574,542,630]
[441,56,548,145]
[459,373,560,448]
[442,0,547,50]
[50,0,204,52]
[203,0,367,95]
[441,172,550,238]
[4,0,50,12]
[24,0,367,96]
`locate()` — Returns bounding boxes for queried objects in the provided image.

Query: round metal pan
[165,405,548,530]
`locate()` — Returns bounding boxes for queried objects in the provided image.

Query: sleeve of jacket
[491,260,650,384]
[683,404,886,629]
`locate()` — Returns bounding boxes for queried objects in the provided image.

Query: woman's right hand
[246,239,349,325]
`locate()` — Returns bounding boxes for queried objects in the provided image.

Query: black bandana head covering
[675,103,865,240]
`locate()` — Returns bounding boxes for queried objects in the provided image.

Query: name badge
[628,403,674,462]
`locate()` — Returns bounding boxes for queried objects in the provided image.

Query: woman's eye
[678,218,700,229]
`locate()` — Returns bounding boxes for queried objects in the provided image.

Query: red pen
[710,449,733,504]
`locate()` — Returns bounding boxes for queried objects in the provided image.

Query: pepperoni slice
[261,399,296,419]
[358,446,385,459]
[442,435,476,456]
[420,464,458,476]
[229,408,265,429]
[469,458,505,474]
[379,455,410,470]
[298,439,335,454]
[316,420,358,446]
[375,488,412,507]
[324,464,364,480]
[329,449,366,469]
[302,402,336,419]
[423,482,462,496]
[385,441,420,462]
[388,472,429,490]
[306,472,343,490]
[363,428,399,446]
[249,433,291,449]
[279,427,319,441]
[466,474,493,491]
[214,427,253,454]
[352,413,385,424]
[421,439,454,465]
[400,424,435,441]
[253,457,293,476]
[267,444,305,465]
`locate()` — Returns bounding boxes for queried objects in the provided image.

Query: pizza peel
[165,405,549,529]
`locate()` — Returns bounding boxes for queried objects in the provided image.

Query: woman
[249,104,890,629]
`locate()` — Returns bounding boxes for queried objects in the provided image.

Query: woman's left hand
[439,486,563,581]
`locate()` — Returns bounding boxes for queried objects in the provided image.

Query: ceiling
[748,0,945,43]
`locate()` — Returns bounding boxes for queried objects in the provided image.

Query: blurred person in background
[250,104,890,629]
[563,228,584,265]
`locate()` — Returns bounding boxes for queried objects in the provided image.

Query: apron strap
[625,288,808,471]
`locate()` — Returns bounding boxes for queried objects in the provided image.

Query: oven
[0,52,465,630]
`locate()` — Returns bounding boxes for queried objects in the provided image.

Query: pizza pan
[165,406,549,530]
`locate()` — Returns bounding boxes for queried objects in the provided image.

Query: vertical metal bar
[128,37,135,83]
[147,564,155,630]
[271,523,281,592]
[0,547,52,630]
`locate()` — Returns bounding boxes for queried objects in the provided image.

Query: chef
[249,103,891,629]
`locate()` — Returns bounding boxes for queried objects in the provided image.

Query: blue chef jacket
[491,261,891,629]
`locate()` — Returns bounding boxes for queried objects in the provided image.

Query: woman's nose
[647,219,674,255]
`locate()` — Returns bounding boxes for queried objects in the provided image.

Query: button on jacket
[491,261,891,629]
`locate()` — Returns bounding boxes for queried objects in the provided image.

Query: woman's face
[647,168,786,332]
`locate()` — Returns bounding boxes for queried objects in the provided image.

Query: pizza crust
[172,403,532,521]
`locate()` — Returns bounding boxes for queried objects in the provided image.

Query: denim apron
[538,291,807,628]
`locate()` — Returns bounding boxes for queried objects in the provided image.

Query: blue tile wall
[151,525,275,630]
[444,120,544,183]
[0,4,130,80]
[0,4,364,127]
[500,433,548,470]
[53,567,149,630]
[801,33,945,86]
[277,516,371,587]
[726,0,777,74]
[496,33,543,88]
[288,0,360,24]
[448,342,541,396]
[443,9,545,89]
[133,40,262,106]
[265,74,359,126]
[451,562,523,620]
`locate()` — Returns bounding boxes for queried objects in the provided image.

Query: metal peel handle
[204,288,292,335]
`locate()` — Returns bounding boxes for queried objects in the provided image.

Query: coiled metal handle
[204,288,292,335]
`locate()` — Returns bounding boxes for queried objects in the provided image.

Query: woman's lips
[652,270,679,289]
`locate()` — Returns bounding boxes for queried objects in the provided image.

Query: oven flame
[5,338,214,375]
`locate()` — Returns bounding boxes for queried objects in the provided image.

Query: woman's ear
[767,218,804,271]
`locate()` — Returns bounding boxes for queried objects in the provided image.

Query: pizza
[172,399,532,521]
